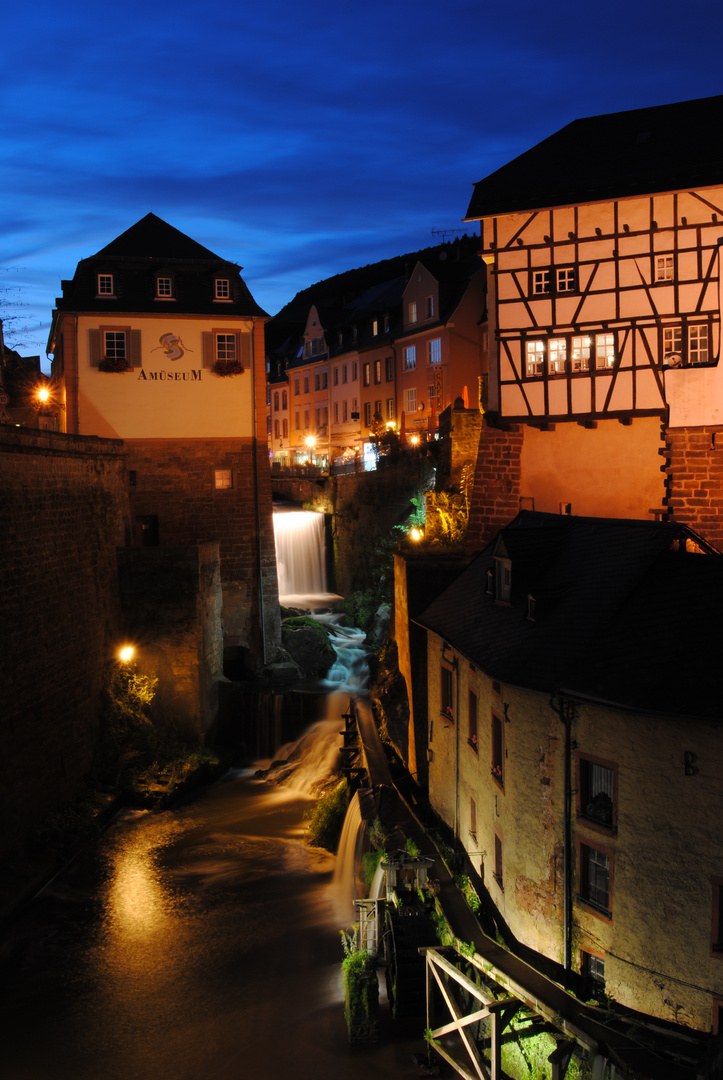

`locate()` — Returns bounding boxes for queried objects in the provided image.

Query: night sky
[2,0,722,370]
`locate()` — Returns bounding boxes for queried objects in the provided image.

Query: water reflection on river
[0,766,432,1080]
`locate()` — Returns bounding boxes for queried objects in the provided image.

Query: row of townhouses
[263,234,487,469]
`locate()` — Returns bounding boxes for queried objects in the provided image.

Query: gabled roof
[51,213,267,321]
[464,94,723,220]
[265,235,481,362]
[416,511,723,720]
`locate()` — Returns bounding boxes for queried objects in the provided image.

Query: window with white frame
[557,267,576,292]
[408,301,417,324]
[97,274,114,296]
[405,387,417,413]
[689,324,709,364]
[655,254,675,282]
[571,335,591,372]
[404,345,416,370]
[548,338,567,374]
[363,401,372,426]
[214,278,230,300]
[595,333,615,369]
[428,338,441,365]
[104,330,126,364]
[216,333,236,361]
[526,340,545,377]
[386,398,394,420]
[156,277,173,298]
[532,269,551,295]
[663,325,682,364]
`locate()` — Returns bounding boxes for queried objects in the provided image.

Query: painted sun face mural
[151,332,194,361]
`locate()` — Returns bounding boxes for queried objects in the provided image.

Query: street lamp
[119,645,135,663]
[305,434,316,465]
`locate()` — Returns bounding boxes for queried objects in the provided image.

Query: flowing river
[0,512,438,1079]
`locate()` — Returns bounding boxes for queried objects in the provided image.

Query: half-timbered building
[463,95,723,547]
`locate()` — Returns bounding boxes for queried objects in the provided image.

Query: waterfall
[332,791,366,923]
[273,510,332,602]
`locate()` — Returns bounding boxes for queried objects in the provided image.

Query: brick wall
[665,425,723,549]
[117,543,224,738]
[125,437,281,664]
[0,426,129,858]
[466,420,523,554]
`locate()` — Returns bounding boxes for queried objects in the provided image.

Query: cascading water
[273,509,336,603]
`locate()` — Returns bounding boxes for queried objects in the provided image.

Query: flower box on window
[98,356,130,373]
[212,359,244,377]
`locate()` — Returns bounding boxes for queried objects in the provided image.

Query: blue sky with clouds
[2,0,722,369]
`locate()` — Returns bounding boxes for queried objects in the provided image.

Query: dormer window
[214,278,230,300]
[425,296,434,319]
[494,556,511,603]
[372,319,379,336]
[156,276,173,299]
[97,274,114,297]
[408,301,418,324]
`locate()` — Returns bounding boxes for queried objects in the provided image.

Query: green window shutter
[239,332,251,370]
[89,329,101,367]
[202,332,214,367]
[129,330,142,368]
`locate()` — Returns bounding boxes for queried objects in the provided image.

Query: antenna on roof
[432,228,467,242]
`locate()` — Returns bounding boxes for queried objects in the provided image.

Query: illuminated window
[214,469,233,489]
[97,274,114,296]
[491,712,504,787]
[426,296,434,319]
[409,301,418,324]
[428,338,442,365]
[655,254,675,282]
[579,842,612,917]
[374,359,381,384]
[216,334,236,361]
[493,834,503,889]
[581,952,606,1001]
[578,757,616,830]
[532,269,551,295]
[372,319,379,336]
[689,324,709,365]
[440,664,454,719]
[663,326,682,364]
[386,398,395,420]
[548,338,567,374]
[526,340,544,377]
[557,267,576,292]
[595,333,615,369]
[571,335,591,372]
[156,276,173,297]
[214,278,230,300]
[405,387,417,413]
[468,690,478,751]
[363,362,371,386]
[404,346,416,370]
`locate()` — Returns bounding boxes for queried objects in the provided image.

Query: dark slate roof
[416,511,723,720]
[52,213,267,320]
[464,95,723,220]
